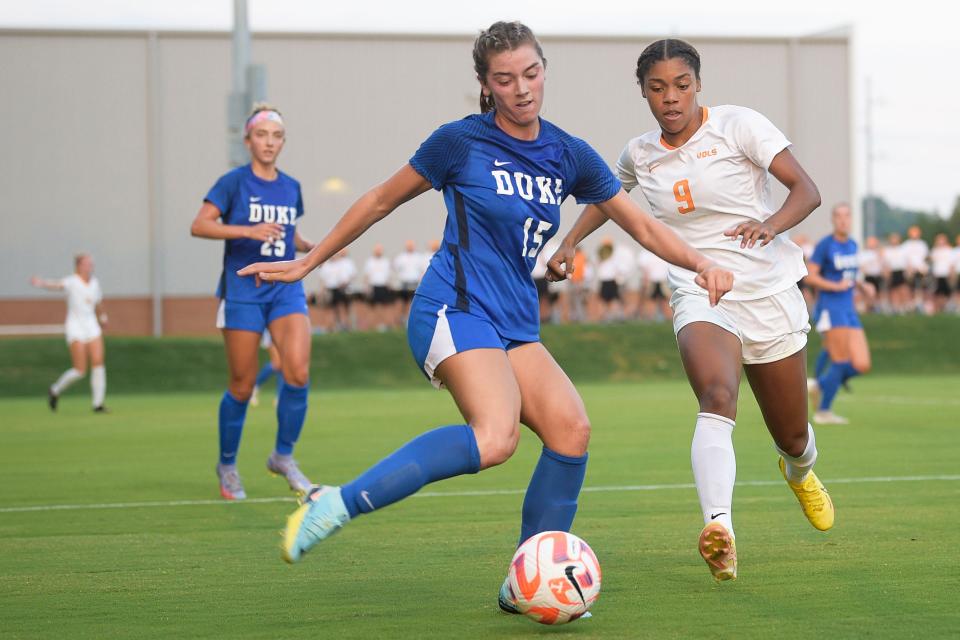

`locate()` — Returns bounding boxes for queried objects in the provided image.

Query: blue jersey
[410,112,621,341]
[204,164,305,303]
[810,234,858,308]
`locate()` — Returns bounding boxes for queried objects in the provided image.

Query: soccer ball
[506,531,601,625]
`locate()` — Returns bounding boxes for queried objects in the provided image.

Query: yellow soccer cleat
[779,457,834,531]
[698,522,737,582]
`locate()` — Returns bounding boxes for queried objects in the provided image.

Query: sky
[2,0,957,216]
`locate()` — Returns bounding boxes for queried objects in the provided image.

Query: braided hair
[635,39,701,86]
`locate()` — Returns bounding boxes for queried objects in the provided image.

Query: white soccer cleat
[267,453,313,495]
[813,411,849,425]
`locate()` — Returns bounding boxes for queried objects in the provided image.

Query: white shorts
[65,317,102,344]
[670,285,810,365]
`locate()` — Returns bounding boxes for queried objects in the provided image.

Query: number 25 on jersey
[673,179,696,214]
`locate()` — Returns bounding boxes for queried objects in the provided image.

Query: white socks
[51,368,84,395]
[91,366,106,408]
[777,424,817,483]
[691,412,736,537]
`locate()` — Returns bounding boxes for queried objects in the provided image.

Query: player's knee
[283,366,310,388]
[698,383,737,418]
[228,380,255,402]
[74,366,88,377]
[853,357,871,374]
[555,416,591,457]
[472,418,521,467]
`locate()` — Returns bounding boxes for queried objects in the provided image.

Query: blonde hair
[244,103,285,138]
[248,102,282,120]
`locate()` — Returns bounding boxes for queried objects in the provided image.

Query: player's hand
[29,275,42,287]
[237,257,312,286]
[546,244,575,282]
[724,221,777,249]
[244,223,284,243]
[693,263,734,307]
[835,278,855,292]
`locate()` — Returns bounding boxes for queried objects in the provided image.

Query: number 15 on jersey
[522,217,553,258]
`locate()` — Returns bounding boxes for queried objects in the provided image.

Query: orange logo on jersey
[696,147,718,159]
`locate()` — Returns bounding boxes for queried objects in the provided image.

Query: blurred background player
[190,103,315,500]
[552,38,832,583]
[250,329,283,407]
[531,239,559,324]
[859,235,885,313]
[30,253,108,412]
[902,225,930,313]
[238,22,731,614]
[318,249,355,331]
[393,239,425,320]
[883,232,909,313]
[638,247,672,321]
[805,203,872,424]
[930,233,954,314]
[595,238,623,321]
[363,243,394,331]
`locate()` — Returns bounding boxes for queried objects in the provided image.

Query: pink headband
[245,110,284,134]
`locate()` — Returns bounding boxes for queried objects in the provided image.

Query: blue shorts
[813,303,862,332]
[407,295,528,388]
[216,288,308,333]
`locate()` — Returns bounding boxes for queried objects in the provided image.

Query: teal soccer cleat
[498,578,521,615]
[281,485,350,563]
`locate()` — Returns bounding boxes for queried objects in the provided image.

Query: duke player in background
[805,204,872,425]
[190,103,316,501]
[30,253,109,412]
[238,21,731,613]
[550,39,833,583]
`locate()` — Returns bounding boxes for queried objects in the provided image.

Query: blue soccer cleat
[281,485,350,563]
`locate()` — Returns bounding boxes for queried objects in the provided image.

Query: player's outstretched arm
[546,204,609,282]
[29,276,64,291]
[238,165,432,284]
[724,148,821,248]
[593,189,733,306]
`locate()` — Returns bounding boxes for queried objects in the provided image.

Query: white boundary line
[1,474,958,514]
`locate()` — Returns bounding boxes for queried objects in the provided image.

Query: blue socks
[340,425,481,519]
[814,349,831,378]
[255,362,280,388]
[275,381,309,455]
[218,391,249,465]
[818,361,859,411]
[519,447,588,546]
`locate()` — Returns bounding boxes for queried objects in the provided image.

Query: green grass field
[1,374,958,638]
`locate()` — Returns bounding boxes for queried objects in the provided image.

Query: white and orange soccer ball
[505,531,601,625]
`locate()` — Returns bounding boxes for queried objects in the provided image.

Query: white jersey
[393,250,425,284]
[364,256,392,287]
[319,257,356,289]
[902,238,929,273]
[638,249,670,283]
[859,248,883,277]
[617,104,805,300]
[61,274,101,325]
[882,244,907,271]
[931,246,955,278]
